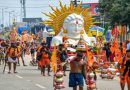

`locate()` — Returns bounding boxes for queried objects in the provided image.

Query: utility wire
[0,6,60,8]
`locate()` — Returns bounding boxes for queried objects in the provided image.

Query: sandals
[14,72,18,73]
[8,72,11,74]
[8,71,18,74]
[48,74,51,76]
[23,65,27,66]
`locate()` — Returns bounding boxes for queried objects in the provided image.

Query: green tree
[99,0,130,26]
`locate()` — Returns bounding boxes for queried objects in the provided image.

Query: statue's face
[67,19,83,35]
[63,13,84,36]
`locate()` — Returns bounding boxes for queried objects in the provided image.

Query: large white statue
[51,13,96,46]
[43,2,96,46]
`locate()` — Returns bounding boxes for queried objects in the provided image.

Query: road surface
[0,55,127,90]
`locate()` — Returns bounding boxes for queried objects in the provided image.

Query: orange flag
[110,39,119,54]
[85,44,94,67]
[51,43,57,73]
[122,42,126,55]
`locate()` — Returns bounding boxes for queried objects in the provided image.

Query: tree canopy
[99,0,130,26]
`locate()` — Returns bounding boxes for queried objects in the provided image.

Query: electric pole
[20,0,23,21]
[20,0,26,20]
[23,0,26,18]
[9,12,11,27]
[2,9,4,30]
[1,8,8,30]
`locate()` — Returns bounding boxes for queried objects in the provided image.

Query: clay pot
[89,78,95,84]
[87,84,96,89]
[55,83,65,89]
[55,71,64,78]
[55,77,63,83]
[89,73,95,78]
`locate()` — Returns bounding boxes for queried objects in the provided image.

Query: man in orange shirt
[37,43,51,76]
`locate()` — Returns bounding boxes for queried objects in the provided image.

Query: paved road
[0,55,128,90]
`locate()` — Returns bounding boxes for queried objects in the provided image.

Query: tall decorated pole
[51,43,57,74]
[52,43,65,90]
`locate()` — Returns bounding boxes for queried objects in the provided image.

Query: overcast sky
[0,0,98,26]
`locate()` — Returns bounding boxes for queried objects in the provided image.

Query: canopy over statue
[43,2,96,46]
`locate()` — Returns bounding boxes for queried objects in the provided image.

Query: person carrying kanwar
[17,41,27,66]
[37,42,51,76]
[57,44,68,76]
[36,42,42,69]
[67,52,87,90]
[121,49,130,90]
[117,42,127,90]
[5,42,21,74]
[85,47,98,90]
[30,42,36,65]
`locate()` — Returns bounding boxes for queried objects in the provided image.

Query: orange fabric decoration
[39,52,50,67]
[100,50,107,62]
[85,44,94,67]
[127,77,130,84]
[110,46,115,54]
[110,39,119,54]
[114,49,122,62]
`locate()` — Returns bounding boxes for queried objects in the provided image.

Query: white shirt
[127,43,130,50]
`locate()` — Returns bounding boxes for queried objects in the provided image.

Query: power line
[0,6,60,8]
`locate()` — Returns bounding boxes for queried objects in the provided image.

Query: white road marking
[35,84,46,89]
[15,75,23,79]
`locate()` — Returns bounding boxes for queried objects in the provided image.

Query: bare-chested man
[68,52,87,90]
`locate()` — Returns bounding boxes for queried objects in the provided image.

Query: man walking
[122,50,130,90]
[6,42,21,73]
[68,52,87,90]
